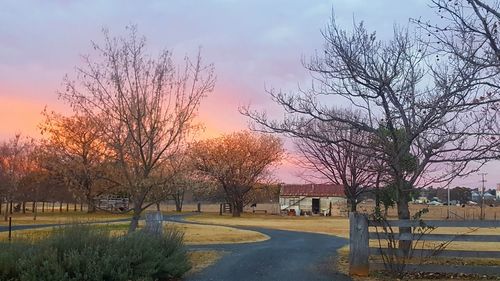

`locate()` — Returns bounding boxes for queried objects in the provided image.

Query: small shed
[279,184,345,215]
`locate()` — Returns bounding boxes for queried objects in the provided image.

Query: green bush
[0,225,190,281]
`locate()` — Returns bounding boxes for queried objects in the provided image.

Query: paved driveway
[167,216,351,281]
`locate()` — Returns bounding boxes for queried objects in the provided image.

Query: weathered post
[8,217,12,241]
[197,202,201,212]
[144,211,163,236]
[349,212,369,276]
[219,203,223,216]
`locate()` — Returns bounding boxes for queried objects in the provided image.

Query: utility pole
[447,184,450,219]
[479,173,487,220]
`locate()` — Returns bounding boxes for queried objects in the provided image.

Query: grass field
[0,211,132,226]
[0,219,269,245]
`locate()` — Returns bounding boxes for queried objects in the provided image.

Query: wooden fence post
[349,212,369,276]
[197,202,201,212]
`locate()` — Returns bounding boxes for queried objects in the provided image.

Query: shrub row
[0,225,190,281]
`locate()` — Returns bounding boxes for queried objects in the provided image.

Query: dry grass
[0,220,269,245]
[166,222,269,245]
[0,211,131,226]
[187,250,227,273]
[186,213,350,238]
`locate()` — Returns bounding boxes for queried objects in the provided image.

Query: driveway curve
[166,215,351,281]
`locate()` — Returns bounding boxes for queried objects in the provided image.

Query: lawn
[186,213,350,238]
[0,220,269,245]
[0,211,132,226]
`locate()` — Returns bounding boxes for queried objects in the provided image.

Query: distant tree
[190,131,283,217]
[450,186,472,204]
[294,118,377,212]
[154,150,197,212]
[59,26,215,231]
[39,111,110,212]
[0,135,35,220]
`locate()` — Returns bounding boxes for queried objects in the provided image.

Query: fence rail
[349,213,500,277]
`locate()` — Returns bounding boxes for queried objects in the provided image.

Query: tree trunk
[86,193,96,213]
[52,202,55,212]
[397,193,412,256]
[22,201,26,214]
[59,202,62,212]
[128,207,142,233]
[156,202,161,212]
[32,201,36,213]
[175,203,182,212]
[349,199,357,212]
[232,200,243,217]
[87,200,96,213]
[174,191,185,212]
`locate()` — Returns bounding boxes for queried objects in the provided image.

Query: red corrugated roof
[281,184,344,197]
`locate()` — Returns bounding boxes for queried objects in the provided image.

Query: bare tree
[190,131,284,217]
[0,135,35,220]
[242,17,500,252]
[60,26,215,231]
[154,150,196,212]
[294,119,377,212]
[39,111,111,212]
[417,1,500,71]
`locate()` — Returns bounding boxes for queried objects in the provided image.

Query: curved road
[168,216,351,281]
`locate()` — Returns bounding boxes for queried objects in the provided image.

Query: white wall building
[279,184,345,215]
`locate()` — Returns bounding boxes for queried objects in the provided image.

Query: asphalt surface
[167,215,352,281]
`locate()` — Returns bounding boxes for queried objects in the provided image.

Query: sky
[0,0,498,188]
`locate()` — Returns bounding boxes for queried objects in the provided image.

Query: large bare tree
[190,131,283,217]
[60,26,215,231]
[243,17,500,252]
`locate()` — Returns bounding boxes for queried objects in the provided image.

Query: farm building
[279,184,345,215]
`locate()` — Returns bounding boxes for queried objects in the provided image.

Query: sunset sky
[1,0,498,187]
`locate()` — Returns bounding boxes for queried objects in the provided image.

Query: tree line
[0,26,284,232]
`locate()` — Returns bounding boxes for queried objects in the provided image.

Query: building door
[312,198,320,214]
